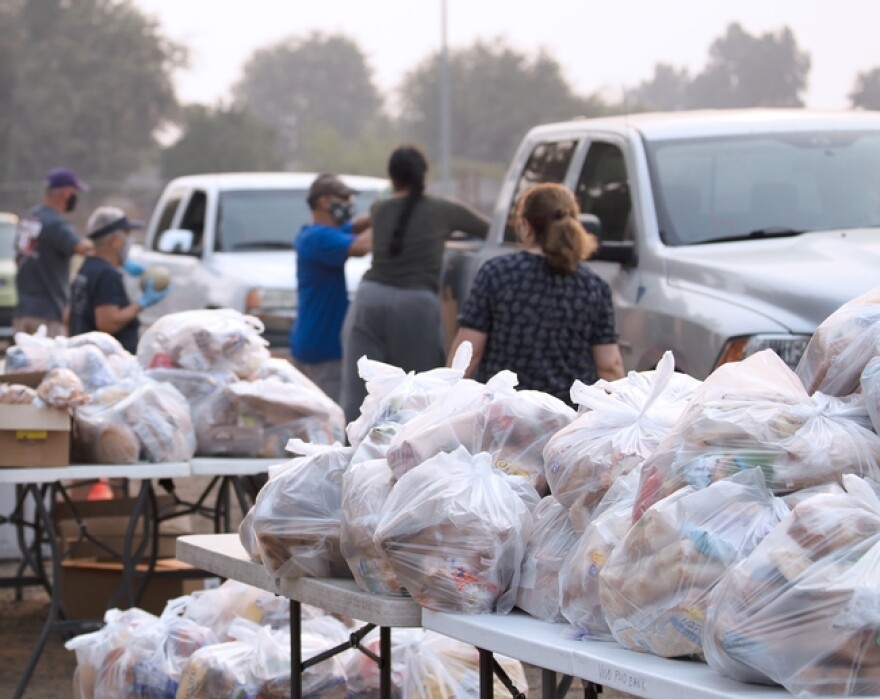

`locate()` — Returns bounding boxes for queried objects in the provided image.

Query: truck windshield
[216,189,380,251]
[646,131,880,246]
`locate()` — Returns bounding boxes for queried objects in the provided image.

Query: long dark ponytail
[387,145,428,257]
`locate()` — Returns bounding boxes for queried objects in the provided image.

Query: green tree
[850,68,880,110]
[686,23,810,108]
[398,40,604,167]
[232,32,382,166]
[631,63,692,111]
[1,0,184,185]
[160,105,284,179]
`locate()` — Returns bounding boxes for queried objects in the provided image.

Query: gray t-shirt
[363,194,489,292]
[14,204,81,321]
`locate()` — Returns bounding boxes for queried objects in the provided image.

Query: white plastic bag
[249,440,353,578]
[374,447,533,613]
[704,474,880,694]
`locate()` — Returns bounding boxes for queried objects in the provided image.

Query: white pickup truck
[442,109,880,378]
[127,172,388,347]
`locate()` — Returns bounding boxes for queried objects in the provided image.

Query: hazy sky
[134,0,880,111]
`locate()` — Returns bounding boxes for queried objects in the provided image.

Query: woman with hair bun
[340,144,490,422]
[448,183,624,403]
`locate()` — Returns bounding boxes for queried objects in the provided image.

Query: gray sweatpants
[341,280,445,423]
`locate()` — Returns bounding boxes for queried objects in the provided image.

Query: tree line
[3,0,880,215]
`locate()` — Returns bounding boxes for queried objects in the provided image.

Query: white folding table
[422,609,860,699]
[0,461,190,699]
[177,533,422,699]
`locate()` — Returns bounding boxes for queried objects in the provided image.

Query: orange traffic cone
[87,478,113,501]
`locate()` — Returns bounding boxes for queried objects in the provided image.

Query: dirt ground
[0,475,634,699]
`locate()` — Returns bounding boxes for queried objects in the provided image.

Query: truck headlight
[245,287,297,313]
[716,334,812,370]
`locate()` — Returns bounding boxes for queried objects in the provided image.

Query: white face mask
[119,235,132,263]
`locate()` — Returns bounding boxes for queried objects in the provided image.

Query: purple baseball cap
[45,167,90,191]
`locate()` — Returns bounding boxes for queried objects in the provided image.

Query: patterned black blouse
[458,251,618,402]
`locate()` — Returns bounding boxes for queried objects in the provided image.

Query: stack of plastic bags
[386,370,575,494]
[634,350,880,519]
[704,474,880,695]
[139,310,345,455]
[544,351,699,530]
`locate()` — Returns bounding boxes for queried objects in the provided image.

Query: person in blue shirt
[289,174,372,401]
[69,206,170,354]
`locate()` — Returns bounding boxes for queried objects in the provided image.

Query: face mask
[119,236,131,263]
[328,201,354,225]
[65,193,78,212]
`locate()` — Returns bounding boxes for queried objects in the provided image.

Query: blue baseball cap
[45,167,89,191]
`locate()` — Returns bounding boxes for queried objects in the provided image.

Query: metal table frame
[0,461,189,699]
[176,533,423,699]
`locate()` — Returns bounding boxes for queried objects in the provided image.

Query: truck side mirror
[157,228,194,254]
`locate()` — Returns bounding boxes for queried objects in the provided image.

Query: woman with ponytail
[448,183,624,403]
[340,145,490,421]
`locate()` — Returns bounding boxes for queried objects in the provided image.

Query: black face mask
[329,201,354,225]
[65,193,78,212]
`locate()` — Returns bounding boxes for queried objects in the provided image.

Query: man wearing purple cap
[13,167,95,336]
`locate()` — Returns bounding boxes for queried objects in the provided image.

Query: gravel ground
[0,475,636,699]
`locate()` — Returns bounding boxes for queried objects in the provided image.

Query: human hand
[138,278,169,308]
[122,259,145,276]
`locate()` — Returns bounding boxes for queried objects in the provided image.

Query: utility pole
[439,0,452,196]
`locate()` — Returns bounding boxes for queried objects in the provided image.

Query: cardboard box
[59,557,207,619]
[53,495,181,560]
[0,370,72,468]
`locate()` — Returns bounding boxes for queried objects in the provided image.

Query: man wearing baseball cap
[289,173,372,400]
[13,167,95,336]
[69,206,169,354]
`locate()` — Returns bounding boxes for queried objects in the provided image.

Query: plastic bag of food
[862,356,880,434]
[559,466,642,640]
[65,608,159,699]
[374,447,533,613]
[6,332,121,391]
[137,309,270,378]
[600,468,789,658]
[72,379,143,463]
[127,612,218,699]
[340,458,407,596]
[347,344,472,463]
[36,367,90,408]
[193,377,345,457]
[116,379,196,462]
[797,286,880,396]
[386,371,574,494]
[634,350,880,520]
[249,440,352,578]
[346,628,527,699]
[515,495,577,621]
[704,474,880,694]
[181,580,291,640]
[0,382,38,404]
[544,352,696,530]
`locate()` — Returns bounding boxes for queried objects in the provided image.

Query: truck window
[179,190,207,254]
[574,142,633,243]
[152,192,183,249]
[504,139,578,242]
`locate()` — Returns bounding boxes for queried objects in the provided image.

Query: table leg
[584,680,601,698]
[478,648,493,699]
[12,484,62,699]
[291,599,302,699]
[379,626,391,699]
